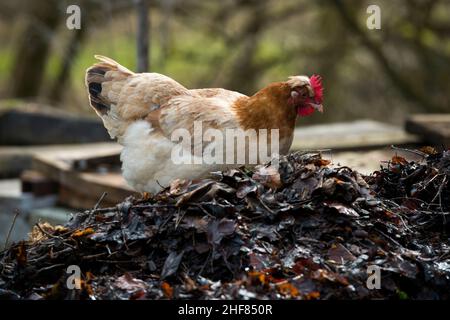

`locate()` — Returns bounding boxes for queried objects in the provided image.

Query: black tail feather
[86,66,110,115]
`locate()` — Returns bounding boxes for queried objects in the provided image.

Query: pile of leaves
[0,150,449,300]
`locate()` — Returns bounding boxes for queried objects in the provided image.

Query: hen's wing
[190,88,245,103]
[147,91,247,149]
[138,91,247,169]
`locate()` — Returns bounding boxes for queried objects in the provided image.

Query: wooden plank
[0,142,122,177]
[33,155,137,208]
[30,143,138,208]
[21,170,59,196]
[0,103,110,145]
[406,114,450,146]
[292,120,420,151]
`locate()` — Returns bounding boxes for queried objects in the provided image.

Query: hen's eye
[297,87,308,98]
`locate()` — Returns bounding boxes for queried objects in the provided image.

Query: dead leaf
[327,243,356,264]
[72,228,95,238]
[252,165,282,190]
[115,273,147,292]
[161,251,184,279]
[391,155,408,165]
[277,282,299,297]
[326,202,359,217]
[16,242,27,267]
[314,158,331,167]
[161,281,173,299]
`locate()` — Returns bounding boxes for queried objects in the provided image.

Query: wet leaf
[1,150,449,300]
[161,251,184,279]
[327,243,356,264]
[115,273,147,292]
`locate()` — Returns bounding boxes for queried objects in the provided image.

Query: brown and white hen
[86,55,323,193]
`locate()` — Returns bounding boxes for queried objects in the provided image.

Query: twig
[190,203,215,218]
[428,175,446,210]
[90,207,116,213]
[156,180,166,189]
[93,192,108,210]
[35,223,60,240]
[175,208,186,230]
[274,274,304,286]
[375,229,403,247]
[390,145,427,158]
[82,252,108,260]
[34,264,66,276]
[96,259,135,264]
[4,209,20,250]
[133,204,177,209]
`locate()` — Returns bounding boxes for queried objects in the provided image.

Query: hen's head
[286,75,324,117]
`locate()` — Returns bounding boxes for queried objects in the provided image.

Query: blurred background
[0,0,449,246]
[1,0,449,121]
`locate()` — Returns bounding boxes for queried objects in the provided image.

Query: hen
[86,55,323,194]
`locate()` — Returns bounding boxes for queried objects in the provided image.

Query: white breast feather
[121,120,225,193]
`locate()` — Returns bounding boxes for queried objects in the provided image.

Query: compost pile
[1,151,449,300]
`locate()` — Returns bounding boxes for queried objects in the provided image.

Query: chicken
[85,55,324,194]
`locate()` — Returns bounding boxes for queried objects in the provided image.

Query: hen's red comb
[310,75,323,104]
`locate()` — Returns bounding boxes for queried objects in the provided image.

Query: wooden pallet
[406,114,450,146]
[31,143,137,209]
[292,120,419,151]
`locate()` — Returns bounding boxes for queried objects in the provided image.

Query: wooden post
[135,0,150,72]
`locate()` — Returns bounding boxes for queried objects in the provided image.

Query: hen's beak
[309,103,323,113]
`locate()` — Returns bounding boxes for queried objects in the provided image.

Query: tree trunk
[223,1,267,94]
[48,27,86,103]
[135,0,150,72]
[9,0,60,98]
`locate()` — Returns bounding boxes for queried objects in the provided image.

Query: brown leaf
[16,242,27,266]
[304,291,320,300]
[391,155,408,165]
[161,281,173,299]
[72,228,95,238]
[277,282,299,297]
[327,243,356,264]
[29,223,67,242]
[313,158,331,167]
[419,146,437,155]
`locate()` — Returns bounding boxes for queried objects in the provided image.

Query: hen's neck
[232,82,297,154]
[233,82,297,132]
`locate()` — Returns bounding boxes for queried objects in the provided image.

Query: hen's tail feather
[85,55,134,115]
[93,55,134,74]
